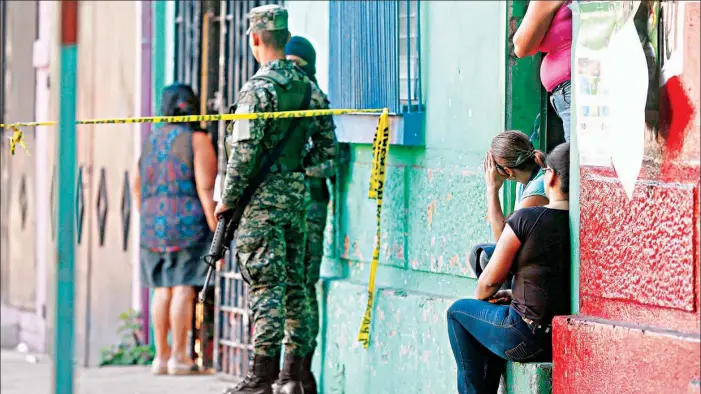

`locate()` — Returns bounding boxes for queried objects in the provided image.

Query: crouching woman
[447,142,571,394]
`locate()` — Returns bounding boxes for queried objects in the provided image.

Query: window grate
[174,0,202,90]
[329,0,423,114]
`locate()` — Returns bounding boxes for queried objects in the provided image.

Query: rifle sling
[228,80,313,227]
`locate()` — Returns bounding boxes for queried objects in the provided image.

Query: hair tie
[514,149,535,166]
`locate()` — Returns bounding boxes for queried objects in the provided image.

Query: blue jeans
[550,80,571,142]
[447,301,551,394]
[469,243,513,290]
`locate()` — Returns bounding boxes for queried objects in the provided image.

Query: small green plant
[99,309,154,366]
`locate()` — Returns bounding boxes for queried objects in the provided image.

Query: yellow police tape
[356,108,390,349]
[0,107,385,156]
[7,126,29,156]
[3,105,391,349]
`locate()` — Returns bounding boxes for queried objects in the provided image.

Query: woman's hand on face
[484,152,507,191]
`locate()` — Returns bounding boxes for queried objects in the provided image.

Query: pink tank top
[539,1,572,92]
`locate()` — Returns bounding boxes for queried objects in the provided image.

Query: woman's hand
[488,289,513,304]
[484,152,508,191]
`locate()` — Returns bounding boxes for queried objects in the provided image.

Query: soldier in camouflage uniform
[285,36,339,394]
[214,5,338,394]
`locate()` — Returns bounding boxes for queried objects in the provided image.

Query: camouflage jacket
[221,59,338,211]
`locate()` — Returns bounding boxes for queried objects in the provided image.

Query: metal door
[71,1,138,367]
[1,0,38,313]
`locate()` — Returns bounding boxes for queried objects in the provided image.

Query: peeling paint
[342,235,350,259]
[427,199,436,230]
[352,240,363,261]
[393,242,405,260]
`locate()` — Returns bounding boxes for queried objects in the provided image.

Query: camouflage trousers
[305,198,329,351]
[234,205,311,357]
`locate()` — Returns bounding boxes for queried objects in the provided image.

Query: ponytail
[533,150,546,168]
[545,142,570,194]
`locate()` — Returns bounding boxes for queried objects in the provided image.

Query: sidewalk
[1,350,234,394]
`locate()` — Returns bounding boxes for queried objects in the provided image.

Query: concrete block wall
[315,281,552,394]
[553,2,701,393]
[285,1,556,392]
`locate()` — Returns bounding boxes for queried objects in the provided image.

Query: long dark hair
[160,83,200,130]
[490,130,546,171]
[545,142,570,194]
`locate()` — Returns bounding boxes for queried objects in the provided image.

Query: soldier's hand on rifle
[214,202,232,220]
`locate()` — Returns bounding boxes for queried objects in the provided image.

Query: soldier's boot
[300,352,318,394]
[272,354,304,394]
[223,354,280,394]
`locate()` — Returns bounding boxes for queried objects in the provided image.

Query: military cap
[246,4,288,34]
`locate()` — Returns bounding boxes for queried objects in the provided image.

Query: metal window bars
[329,0,423,114]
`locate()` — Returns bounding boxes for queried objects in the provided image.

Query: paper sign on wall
[601,1,647,199]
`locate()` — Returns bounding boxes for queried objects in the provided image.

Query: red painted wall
[555,3,700,393]
[578,1,700,335]
[579,166,700,334]
[553,316,701,394]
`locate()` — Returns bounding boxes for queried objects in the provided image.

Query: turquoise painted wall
[148,0,168,354]
[287,2,528,393]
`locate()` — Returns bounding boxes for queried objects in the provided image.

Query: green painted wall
[286,2,555,393]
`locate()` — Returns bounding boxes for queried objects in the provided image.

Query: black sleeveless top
[506,207,571,324]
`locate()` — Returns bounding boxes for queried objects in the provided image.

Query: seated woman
[447,142,571,394]
[470,131,549,284]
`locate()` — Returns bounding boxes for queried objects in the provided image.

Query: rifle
[198,80,312,303]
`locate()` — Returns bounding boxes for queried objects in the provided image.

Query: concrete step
[552,315,701,394]
[504,362,552,394]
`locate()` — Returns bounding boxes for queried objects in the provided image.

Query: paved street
[1,350,235,394]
